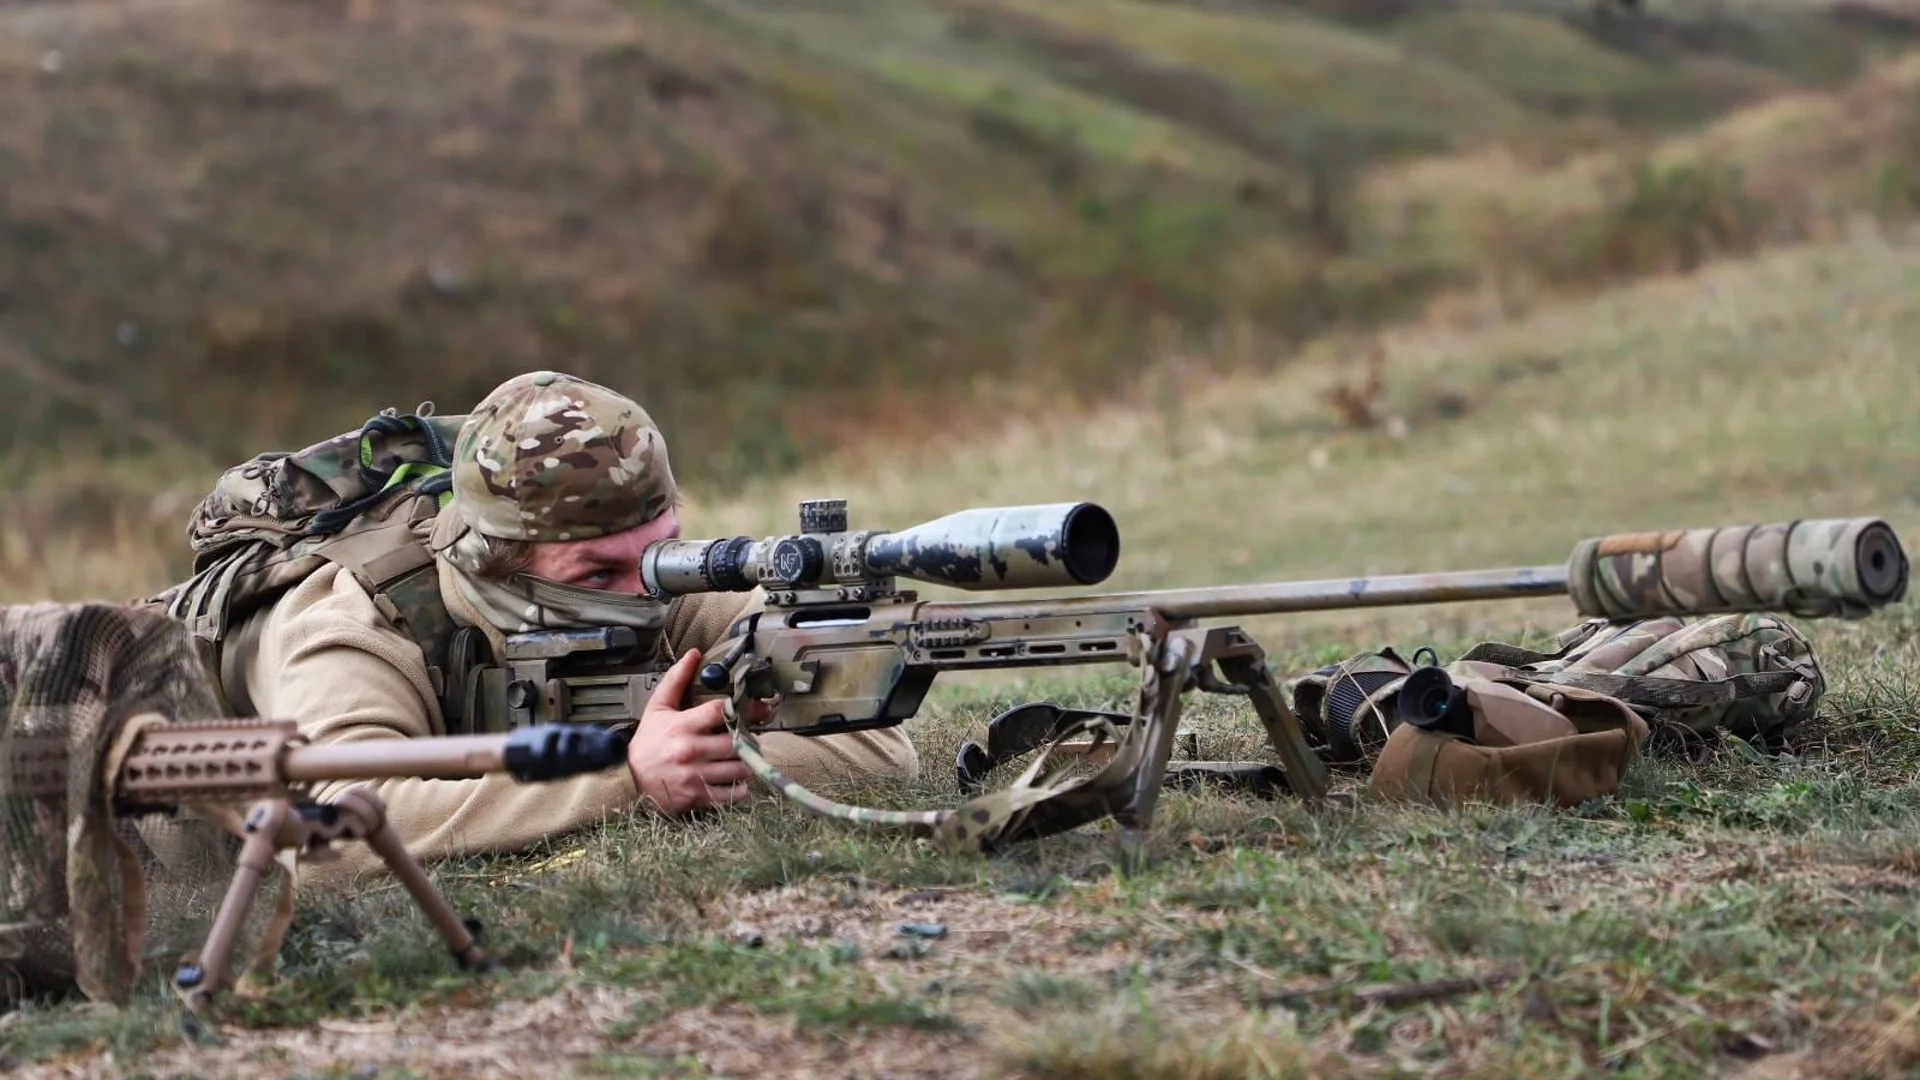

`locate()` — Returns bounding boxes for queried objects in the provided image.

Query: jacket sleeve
[667,592,923,784]
[241,564,640,885]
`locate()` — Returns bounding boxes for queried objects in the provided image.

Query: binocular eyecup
[1396,666,1472,738]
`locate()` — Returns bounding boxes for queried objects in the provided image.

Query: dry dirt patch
[15,984,635,1079]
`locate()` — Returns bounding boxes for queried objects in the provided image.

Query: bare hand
[626,649,753,814]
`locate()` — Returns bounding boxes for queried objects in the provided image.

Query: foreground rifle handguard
[628,503,1907,850]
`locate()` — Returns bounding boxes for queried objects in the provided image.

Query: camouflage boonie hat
[451,371,676,542]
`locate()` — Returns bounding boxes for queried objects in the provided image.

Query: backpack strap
[178,490,472,727]
[1458,618,1611,668]
[305,491,468,721]
[1458,642,1566,667]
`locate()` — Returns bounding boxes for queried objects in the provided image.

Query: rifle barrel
[279,724,630,786]
[281,735,510,783]
[923,565,1572,622]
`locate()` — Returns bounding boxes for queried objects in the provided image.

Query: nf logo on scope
[771,538,811,584]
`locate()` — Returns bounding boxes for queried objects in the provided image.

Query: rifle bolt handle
[699,663,730,692]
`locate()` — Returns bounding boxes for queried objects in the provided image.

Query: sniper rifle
[454,501,1908,851]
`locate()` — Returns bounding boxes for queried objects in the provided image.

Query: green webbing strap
[311,416,453,535]
[380,462,450,494]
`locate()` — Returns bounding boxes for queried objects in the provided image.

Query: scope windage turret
[638,501,1121,599]
[1568,517,1909,621]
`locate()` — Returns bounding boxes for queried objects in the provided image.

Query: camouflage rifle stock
[8,718,628,1009]
[631,503,1907,850]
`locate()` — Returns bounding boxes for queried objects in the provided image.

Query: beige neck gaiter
[430,511,670,662]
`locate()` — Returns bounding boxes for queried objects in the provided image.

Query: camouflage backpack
[1291,612,1826,763]
[148,407,475,722]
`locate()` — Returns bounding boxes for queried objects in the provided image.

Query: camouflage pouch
[1463,614,1825,751]
[1291,613,1826,764]
[1369,676,1650,808]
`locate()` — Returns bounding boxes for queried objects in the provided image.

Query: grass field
[5,232,1918,1077]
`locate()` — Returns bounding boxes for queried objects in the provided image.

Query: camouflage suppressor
[1567,518,1908,621]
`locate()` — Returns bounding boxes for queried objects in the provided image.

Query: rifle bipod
[172,786,491,1011]
[955,629,1330,802]
[719,619,1332,854]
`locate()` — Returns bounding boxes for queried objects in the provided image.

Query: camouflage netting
[0,603,278,1006]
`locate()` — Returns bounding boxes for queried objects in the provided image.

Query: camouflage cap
[450,371,677,542]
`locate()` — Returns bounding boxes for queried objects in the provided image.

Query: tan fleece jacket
[236,563,918,884]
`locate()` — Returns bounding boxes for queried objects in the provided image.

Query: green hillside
[1,0,1916,487]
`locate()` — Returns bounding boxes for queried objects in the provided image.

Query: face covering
[434,514,671,635]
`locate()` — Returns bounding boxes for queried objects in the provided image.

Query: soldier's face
[524,507,682,594]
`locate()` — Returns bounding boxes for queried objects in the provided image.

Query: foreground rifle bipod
[100,718,629,1010]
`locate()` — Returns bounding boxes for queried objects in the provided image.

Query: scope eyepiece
[1396,666,1472,739]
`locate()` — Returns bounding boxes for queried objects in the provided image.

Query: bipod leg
[336,788,491,973]
[1110,628,1199,864]
[1202,627,1330,803]
[174,799,297,1009]
[178,789,492,1012]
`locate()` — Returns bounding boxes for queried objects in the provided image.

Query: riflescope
[639,500,1121,599]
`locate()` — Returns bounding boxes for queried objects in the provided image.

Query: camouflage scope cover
[1569,519,1908,621]
[451,371,677,542]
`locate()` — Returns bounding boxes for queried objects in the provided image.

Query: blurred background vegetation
[6,0,1920,597]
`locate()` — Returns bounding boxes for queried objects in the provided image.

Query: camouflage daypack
[1292,613,1826,764]
[148,407,475,723]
